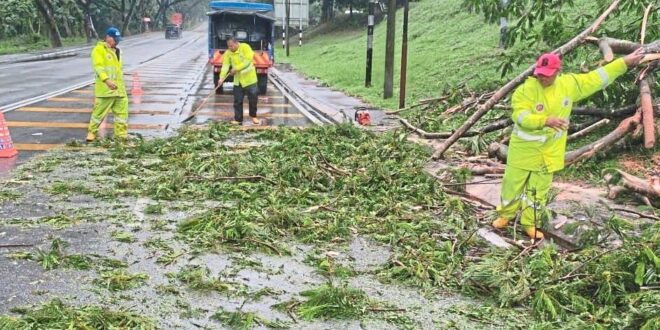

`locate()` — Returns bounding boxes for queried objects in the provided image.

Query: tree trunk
[122,0,140,35]
[34,0,63,47]
[321,0,333,23]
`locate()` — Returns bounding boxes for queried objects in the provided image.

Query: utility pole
[286,0,291,56]
[383,0,396,99]
[399,0,409,109]
[365,0,376,87]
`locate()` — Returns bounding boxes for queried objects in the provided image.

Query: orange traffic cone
[131,72,143,96]
[0,112,18,158]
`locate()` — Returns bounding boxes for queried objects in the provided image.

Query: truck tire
[258,74,268,95]
[213,72,223,94]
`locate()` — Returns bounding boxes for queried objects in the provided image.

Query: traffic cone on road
[0,112,18,158]
[131,72,144,96]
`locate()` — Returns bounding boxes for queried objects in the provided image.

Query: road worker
[217,37,260,125]
[86,27,128,142]
[493,49,645,239]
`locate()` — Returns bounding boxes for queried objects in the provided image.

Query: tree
[34,0,63,47]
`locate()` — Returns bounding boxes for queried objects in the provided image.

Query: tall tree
[34,0,63,47]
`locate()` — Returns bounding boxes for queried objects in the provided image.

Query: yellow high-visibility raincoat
[91,41,126,97]
[88,41,128,138]
[219,43,258,87]
[498,58,628,228]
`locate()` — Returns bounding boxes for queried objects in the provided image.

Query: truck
[165,13,183,39]
[207,1,276,95]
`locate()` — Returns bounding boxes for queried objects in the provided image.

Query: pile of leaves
[0,299,154,329]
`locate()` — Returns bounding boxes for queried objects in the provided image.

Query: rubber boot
[492,217,509,229]
[86,132,96,142]
[524,226,544,240]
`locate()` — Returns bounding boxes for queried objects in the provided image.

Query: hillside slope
[281,0,513,109]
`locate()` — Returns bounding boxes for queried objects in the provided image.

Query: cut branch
[565,110,642,165]
[431,0,622,159]
[398,117,511,139]
[616,170,660,201]
[639,78,655,148]
[568,119,610,141]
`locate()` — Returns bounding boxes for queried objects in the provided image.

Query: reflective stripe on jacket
[219,43,258,87]
[91,41,126,97]
[507,58,628,173]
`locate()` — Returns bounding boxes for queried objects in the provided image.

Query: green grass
[281,0,516,109]
[0,35,87,55]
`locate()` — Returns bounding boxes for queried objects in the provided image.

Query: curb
[0,47,90,65]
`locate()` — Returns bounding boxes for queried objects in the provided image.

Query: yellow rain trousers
[88,41,128,138]
[498,58,628,227]
[87,97,128,138]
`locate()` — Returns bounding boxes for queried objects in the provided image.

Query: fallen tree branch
[572,103,640,118]
[616,170,660,201]
[565,110,642,165]
[639,78,655,148]
[398,117,511,139]
[611,206,659,221]
[431,0,622,159]
[568,119,610,141]
[444,187,496,210]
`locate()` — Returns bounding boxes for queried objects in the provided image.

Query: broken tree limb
[565,110,642,165]
[467,163,506,176]
[431,0,622,159]
[616,170,660,201]
[639,78,655,148]
[572,103,640,118]
[487,142,508,163]
[568,119,611,141]
[586,38,660,55]
[397,117,511,139]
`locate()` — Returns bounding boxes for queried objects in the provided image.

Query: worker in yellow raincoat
[217,37,260,125]
[493,49,645,239]
[87,27,128,142]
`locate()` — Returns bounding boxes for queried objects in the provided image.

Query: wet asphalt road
[0,28,203,109]
[0,25,313,176]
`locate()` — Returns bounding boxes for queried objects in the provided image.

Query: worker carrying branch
[217,37,261,126]
[86,27,128,142]
[493,49,645,240]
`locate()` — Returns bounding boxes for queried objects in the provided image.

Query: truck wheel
[258,74,268,95]
[213,72,223,94]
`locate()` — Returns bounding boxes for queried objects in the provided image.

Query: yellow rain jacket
[508,58,628,173]
[91,41,126,97]
[219,43,258,87]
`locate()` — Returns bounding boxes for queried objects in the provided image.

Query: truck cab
[208,1,275,95]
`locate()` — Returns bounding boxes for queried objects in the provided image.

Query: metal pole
[399,0,409,109]
[384,0,396,99]
[286,0,290,56]
[499,0,509,48]
[299,0,303,46]
[365,0,375,87]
